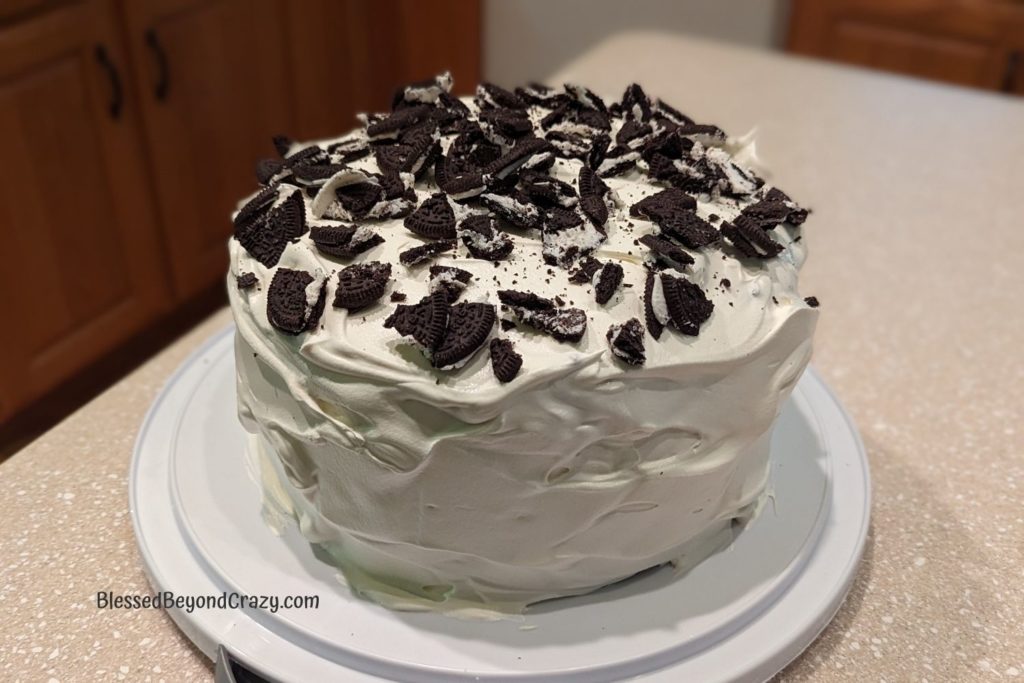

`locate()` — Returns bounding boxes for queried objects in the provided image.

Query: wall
[484,0,789,86]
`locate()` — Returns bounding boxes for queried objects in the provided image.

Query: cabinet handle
[1002,50,1022,93]
[145,29,170,101]
[94,45,123,119]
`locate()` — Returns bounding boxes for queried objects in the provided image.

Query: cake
[227,73,818,615]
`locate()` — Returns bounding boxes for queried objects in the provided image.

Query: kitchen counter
[2,32,1022,682]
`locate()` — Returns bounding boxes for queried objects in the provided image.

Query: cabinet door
[787,0,1024,91]
[121,0,293,299]
[286,0,481,139]
[0,0,169,421]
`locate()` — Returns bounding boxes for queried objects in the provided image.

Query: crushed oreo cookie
[720,214,783,258]
[428,265,473,303]
[267,268,325,335]
[804,296,820,308]
[630,187,697,222]
[594,262,624,304]
[398,239,456,266]
[498,289,554,310]
[310,224,384,258]
[578,166,610,229]
[489,338,523,382]
[459,214,514,260]
[569,256,603,284]
[659,211,720,249]
[384,291,450,350]
[404,193,456,239]
[643,270,665,340]
[638,234,694,271]
[431,302,496,368]
[660,273,713,336]
[236,272,257,290]
[479,191,542,230]
[606,318,645,365]
[333,261,392,310]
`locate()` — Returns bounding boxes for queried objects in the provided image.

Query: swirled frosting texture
[227,77,818,613]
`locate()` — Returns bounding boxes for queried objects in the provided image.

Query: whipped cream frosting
[227,77,818,615]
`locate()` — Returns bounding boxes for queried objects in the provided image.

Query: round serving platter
[130,326,870,682]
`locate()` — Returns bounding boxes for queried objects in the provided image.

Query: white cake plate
[130,326,870,683]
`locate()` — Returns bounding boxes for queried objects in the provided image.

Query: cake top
[229,73,815,392]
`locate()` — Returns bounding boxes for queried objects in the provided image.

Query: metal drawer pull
[145,29,170,101]
[94,45,123,119]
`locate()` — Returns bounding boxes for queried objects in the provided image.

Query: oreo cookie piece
[234,191,306,268]
[484,137,553,180]
[365,104,434,139]
[510,306,588,343]
[391,72,452,109]
[606,318,645,366]
[428,265,473,303]
[398,239,456,266]
[720,214,782,258]
[236,272,257,290]
[616,119,653,147]
[595,149,640,178]
[565,83,608,113]
[804,296,820,308]
[618,84,653,122]
[497,289,555,310]
[404,193,456,239]
[569,255,603,284]
[653,98,694,126]
[515,82,566,107]
[546,206,583,232]
[475,82,526,110]
[630,187,697,221]
[327,135,371,164]
[479,107,533,139]
[334,180,385,218]
[234,186,279,231]
[489,338,523,382]
[545,130,591,160]
[272,135,294,157]
[271,190,307,240]
[267,268,326,335]
[459,214,514,261]
[643,270,665,340]
[333,261,392,311]
[660,273,713,336]
[434,153,488,200]
[384,291,450,350]
[310,224,384,258]
[638,234,694,271]
[594,261,624,304]
[256,158,287,185]
[763,187,809,226]
[741,199,791,230]
[578,166,610,228]
[541,214,606,267]
[660,211,720,249]
[479,191,542,230]
[586,133,612,170]
[518,170,578,208]
[431,302,496,368]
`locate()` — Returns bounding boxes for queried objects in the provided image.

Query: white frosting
[227,96,818,616]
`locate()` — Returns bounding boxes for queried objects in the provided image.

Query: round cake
[227,73,819,615]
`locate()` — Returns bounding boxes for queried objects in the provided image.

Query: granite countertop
[2,33,1022,682]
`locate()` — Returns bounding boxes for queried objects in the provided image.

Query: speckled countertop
[2,33,1022,682]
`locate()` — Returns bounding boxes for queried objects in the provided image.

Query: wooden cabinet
[284,0,481,140]
[787,0,1024,93]
[0,0,480,441]
[121,0,294,300]
[0,0,169,421]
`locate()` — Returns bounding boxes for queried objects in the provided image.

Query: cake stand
[130,326,870,682]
